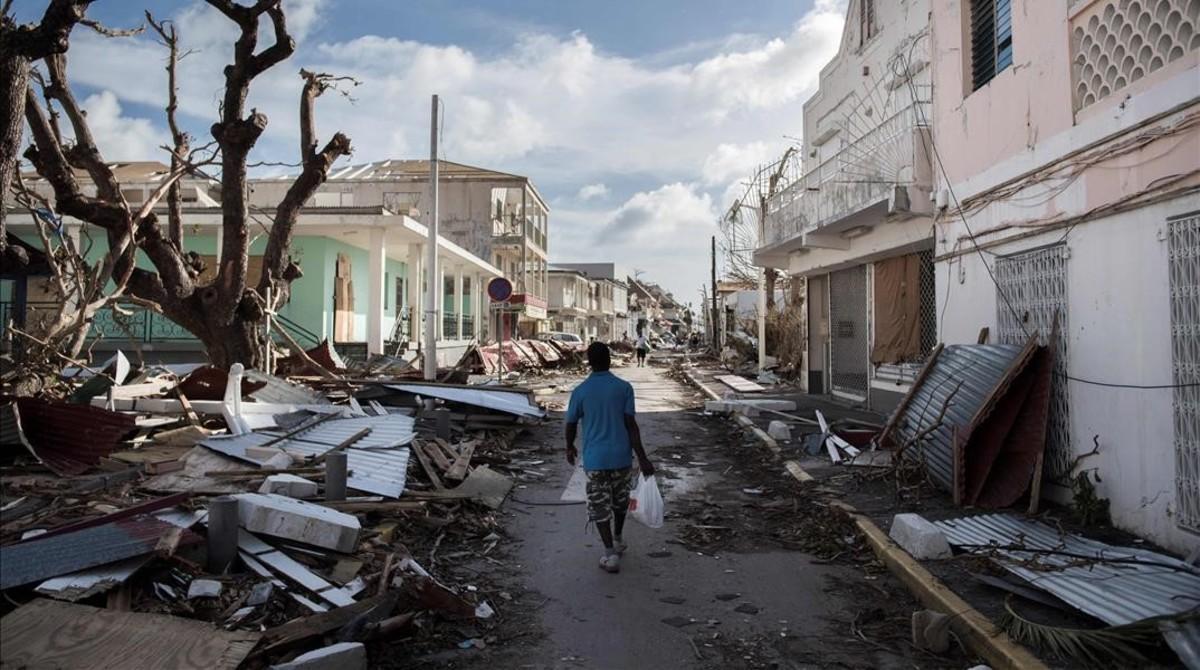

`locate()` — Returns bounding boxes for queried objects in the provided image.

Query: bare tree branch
[79,17,143,38]
[146,11,190,246]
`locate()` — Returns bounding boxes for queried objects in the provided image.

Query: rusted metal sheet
[884,336,1042,503]
[0,517,201,589]
[20,492,191,543]
[3,398,137,476]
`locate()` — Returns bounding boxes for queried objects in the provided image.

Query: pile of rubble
[0,347,547,668]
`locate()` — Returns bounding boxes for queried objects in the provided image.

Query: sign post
[487,277,514,383]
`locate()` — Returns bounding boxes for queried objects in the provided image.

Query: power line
[896,44,1197,392]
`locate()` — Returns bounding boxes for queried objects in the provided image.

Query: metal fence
[1169,213,1200,532]
[829,266,869,398]
[994,244,1073,480]
[0,301,198,344]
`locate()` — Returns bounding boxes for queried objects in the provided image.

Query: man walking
[566,342,655,573]
[635,333,649,367]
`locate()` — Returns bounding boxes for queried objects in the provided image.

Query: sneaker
[599,554,621,573]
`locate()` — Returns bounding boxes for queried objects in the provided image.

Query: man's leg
[610,468,633,553]
[586,470,620,572]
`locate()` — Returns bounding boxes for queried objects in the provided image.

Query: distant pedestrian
[635,333,649,367]
[566,342,655,573]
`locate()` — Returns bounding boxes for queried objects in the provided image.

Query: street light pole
[423,94,440,381]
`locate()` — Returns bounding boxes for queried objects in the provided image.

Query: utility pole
[710,235,719,350]
[757,202,767,373]
[423,94,440,381]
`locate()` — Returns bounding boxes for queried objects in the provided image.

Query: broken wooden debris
[0,599,259,670]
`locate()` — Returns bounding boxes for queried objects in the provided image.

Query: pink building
[931,0,1200,552]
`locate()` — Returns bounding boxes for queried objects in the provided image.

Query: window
[970,0,1012,90]
[859,0,876,48]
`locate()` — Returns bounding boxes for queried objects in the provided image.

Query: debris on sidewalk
[0,353,550,668]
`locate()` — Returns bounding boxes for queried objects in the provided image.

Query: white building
[755,0,937,410]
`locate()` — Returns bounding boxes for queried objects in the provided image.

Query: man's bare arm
[624,415,654,476]
[565,421,578,465]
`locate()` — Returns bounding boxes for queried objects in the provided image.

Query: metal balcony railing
[462,315,475,339]
[764,99,932,248]
[442,313,459,340]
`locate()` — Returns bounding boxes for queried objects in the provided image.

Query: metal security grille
[919,248,937,359]
[830,266,869,398]
[995,244,1072,479]
[1169,213,1200,532]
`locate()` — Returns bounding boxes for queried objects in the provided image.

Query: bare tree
[0,0,92,272]
[14,0,352,371]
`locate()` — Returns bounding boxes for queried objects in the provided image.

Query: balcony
[491,216,547,254]
[762,101,933,255]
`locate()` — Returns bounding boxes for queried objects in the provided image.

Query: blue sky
[22,0,847,303]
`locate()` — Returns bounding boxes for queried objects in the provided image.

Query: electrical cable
[896,44,1200,391]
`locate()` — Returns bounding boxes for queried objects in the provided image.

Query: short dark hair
[586,341,611,371]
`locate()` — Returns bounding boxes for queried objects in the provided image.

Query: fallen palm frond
[999,597,1182,666]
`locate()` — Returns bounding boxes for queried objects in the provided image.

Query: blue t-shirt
[565,371,636,471]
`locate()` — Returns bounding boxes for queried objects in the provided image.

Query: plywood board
[0,599,259,670]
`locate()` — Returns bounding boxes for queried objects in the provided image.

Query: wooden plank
[310,427,371,466]
[0,599,258,670]
[410,442,446,490]
[424,440,453,472]
[444,441,477,482]
[714,374,765,393]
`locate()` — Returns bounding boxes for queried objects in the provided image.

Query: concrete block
[261,452,295,470]
[767,420,792,441]
[259,473,319,498]
[704,399,797,417]
[187,578,223,599]
[270,642,366,670]
[234,493,361,553]
[889,513,952,560]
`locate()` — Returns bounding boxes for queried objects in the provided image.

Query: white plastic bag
[628,474,664,529]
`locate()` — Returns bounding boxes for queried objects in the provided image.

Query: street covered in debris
[3,0,1200,668]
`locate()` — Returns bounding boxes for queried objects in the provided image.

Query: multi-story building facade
[4,162,502,366]
[252,159,550,340]
[755,0,937,410]
[929,0,1200,553]
[547,268,590,337]
[553,263,629,341]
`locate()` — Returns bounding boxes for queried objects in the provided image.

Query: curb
[831,502,1048,670]
[681,363,1047,670]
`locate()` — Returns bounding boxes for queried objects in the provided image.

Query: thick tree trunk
[162,297,264,369]
[0,50,30,265]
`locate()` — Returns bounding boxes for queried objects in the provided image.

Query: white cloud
[60,0,846,299]
[79,91,166,161]
[701,142,771,186]
[577,183,609,201]
[597,183,715,243]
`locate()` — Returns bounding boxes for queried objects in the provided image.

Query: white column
[455,269,464,341]
[437,264,445,340]
[407,244,423,344]
[367,228,385,355]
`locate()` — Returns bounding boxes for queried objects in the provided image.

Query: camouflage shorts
[585,467,633,523]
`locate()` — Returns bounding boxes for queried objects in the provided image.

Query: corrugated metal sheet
[200,415,413,497]
[887,342,1036,496]
[935,514,1200,626]
[0,517,201,589]
[243,370,330,406]
[3,398,137,476]
[386,384,545,418]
